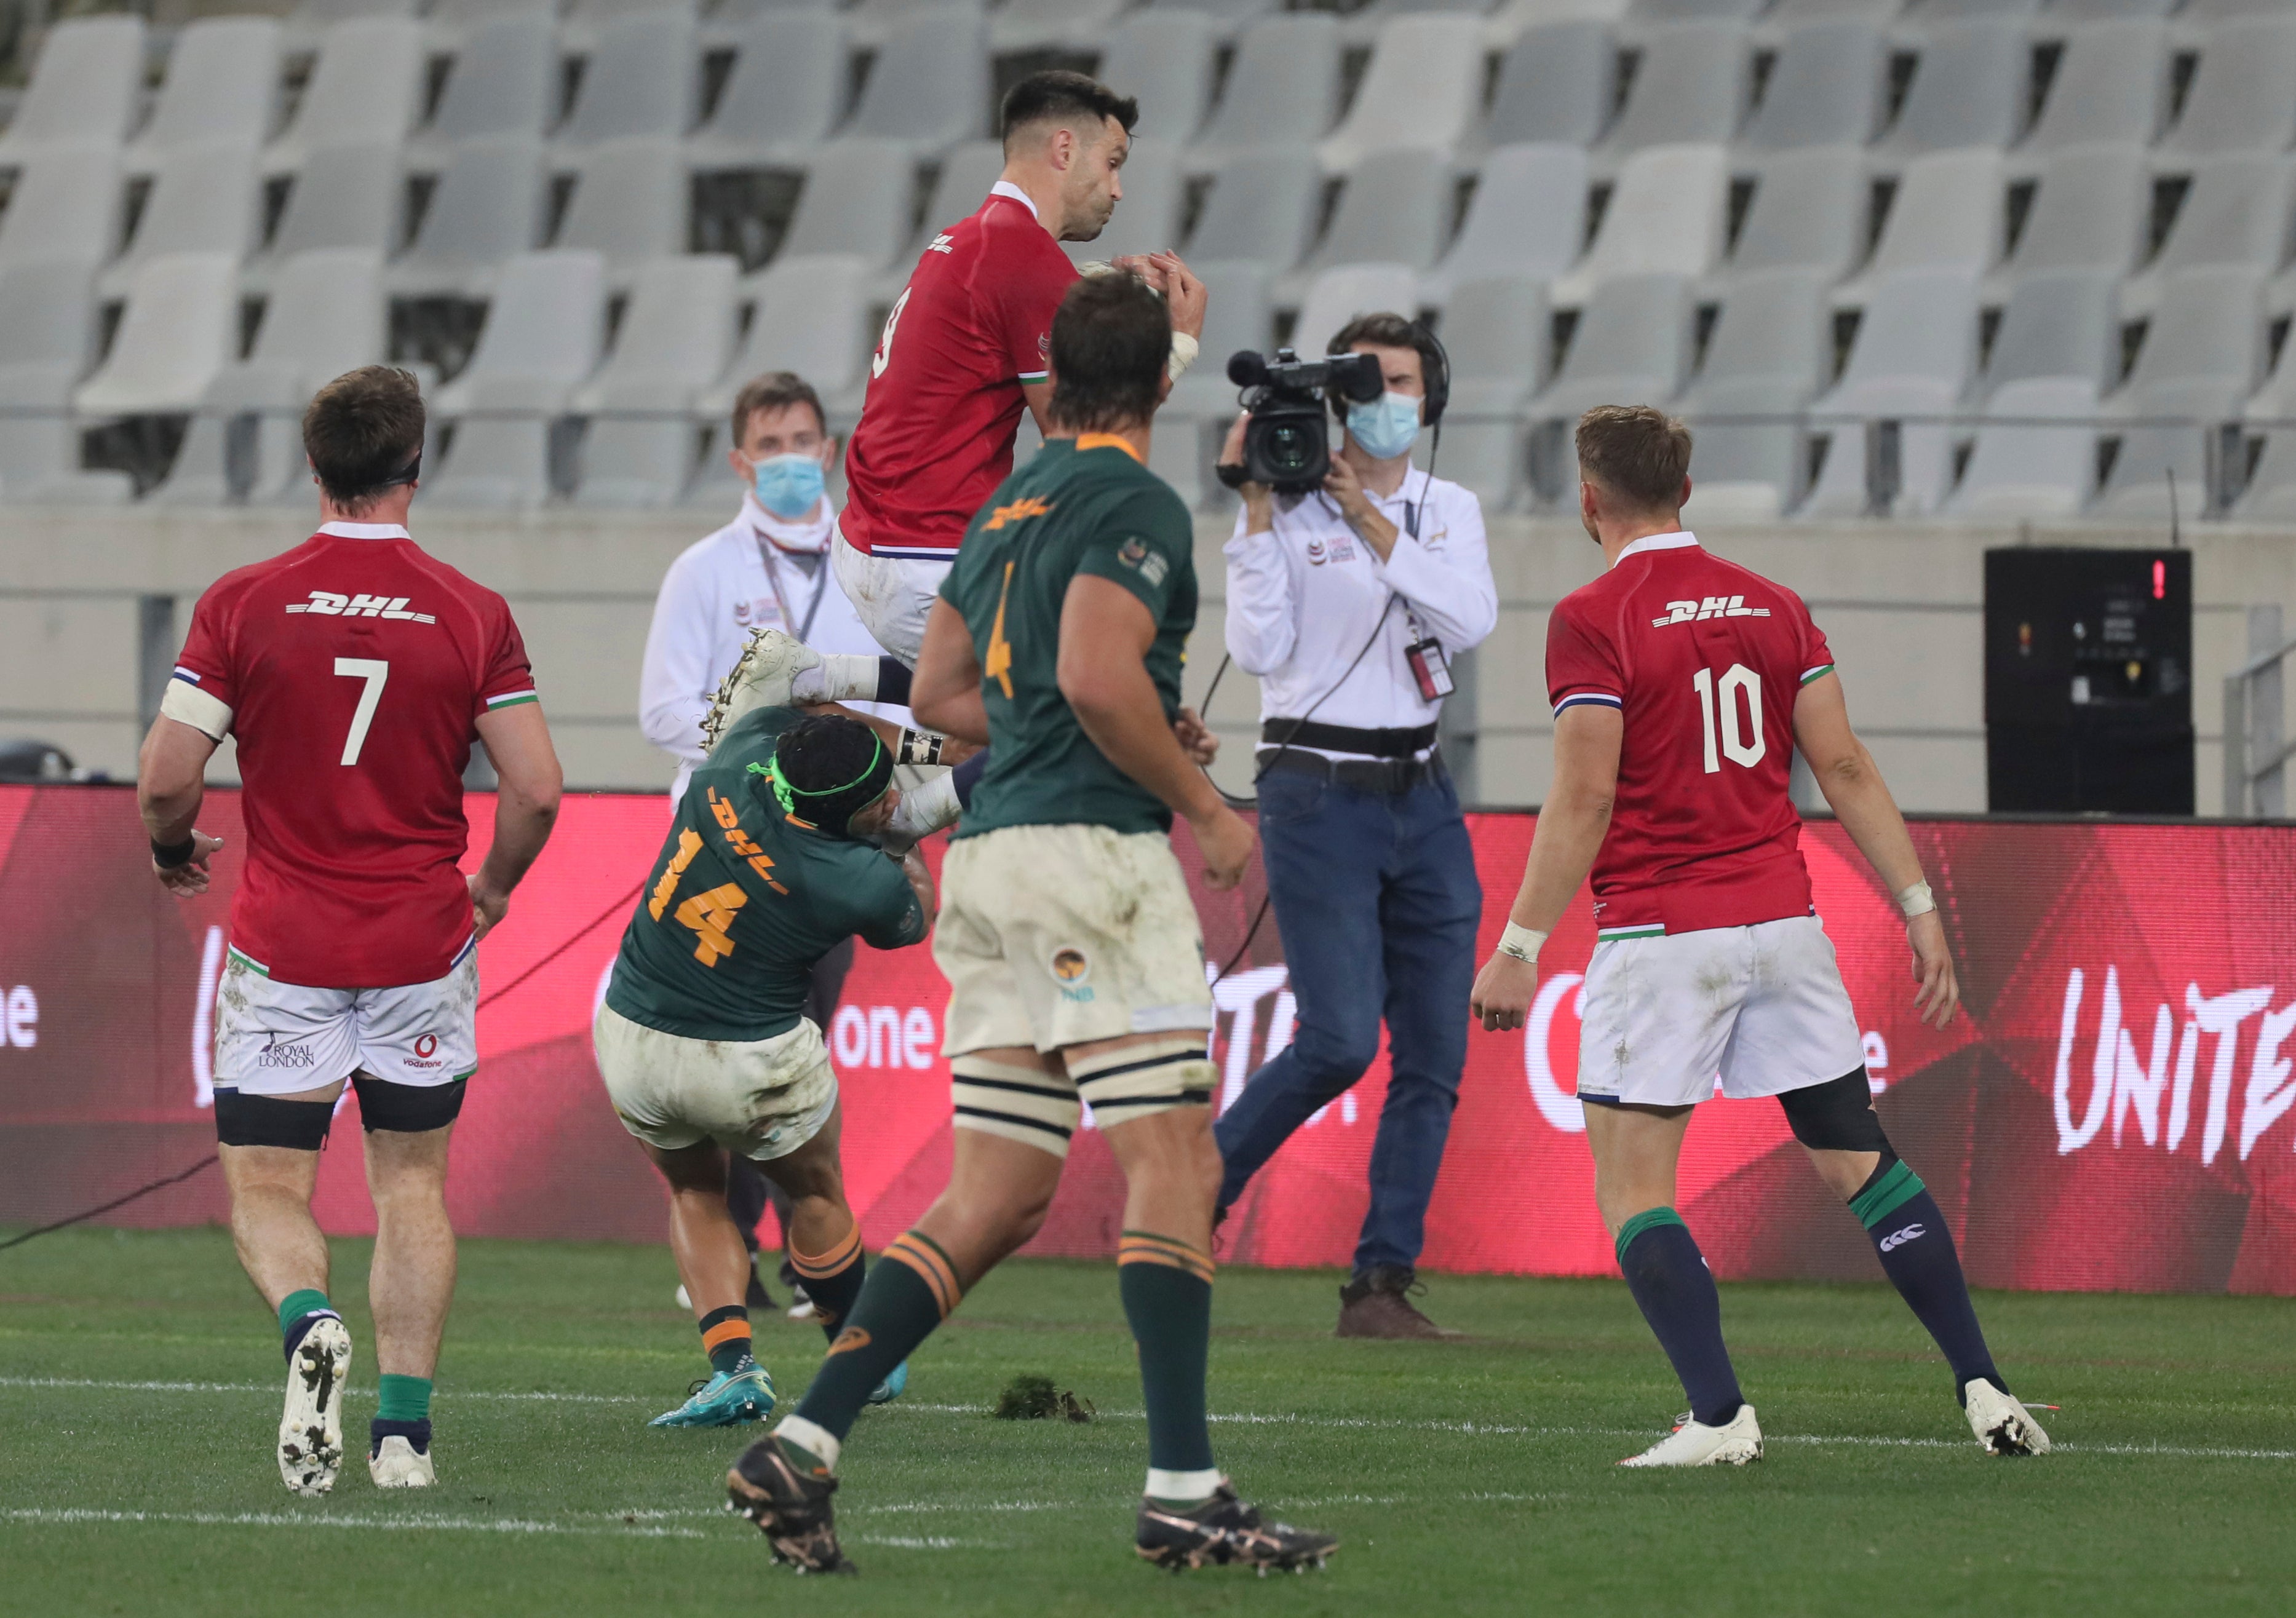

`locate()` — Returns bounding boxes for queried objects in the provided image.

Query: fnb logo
[286,592,437,624]
[1879,1223,1926,1252]
[1651,595,1773,627]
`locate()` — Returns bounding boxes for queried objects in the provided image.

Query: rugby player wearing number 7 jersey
[1470,406,2049,1466]
[136,367,564,1495]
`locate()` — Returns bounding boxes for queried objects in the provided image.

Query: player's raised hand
[1172,706,1219,766]
[1147,250,1207,338]
[153,830,224,897]
[1470,951,1538,1033]
[1907,909,1960,1028]
[1190,802,1255,892]
[469,873,510,942]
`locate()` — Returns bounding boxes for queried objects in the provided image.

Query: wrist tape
[1167,330,1199,383]
[899,729,946,767]
[1896,881,1936,919]
[1496,922,1547,964]
[151,835,197,870]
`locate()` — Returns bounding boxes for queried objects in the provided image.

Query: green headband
[749,734,892,831]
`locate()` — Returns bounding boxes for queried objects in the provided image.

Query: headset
[1323,317,1451,433]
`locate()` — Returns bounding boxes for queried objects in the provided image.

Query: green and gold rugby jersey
[940,435,1198,838]
[605,705,926,1042]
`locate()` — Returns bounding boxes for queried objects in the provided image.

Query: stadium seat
[902,140,1006,269]
[427,252,610,509]
[1675,268,1831,521]
[1423,143,1587,306]
[557,8,702,153]
[1626,0,1766,19]
[2185,0,2296,19]
[845,9,990,157]
[1186,14,1341,173]
[1430,273,1549,512]
[1990,142,2148,290]
[1850,146,2003,293]
[687,10,846,172]
[1156,257,1274,507]
[553,137,690,284]
[1101,10,1220,145]
[0,15,146,163]
[1185,148,1322,272]
[264,17,427,176]
[1291,263,1423,360]
[413,10,560,162]
[1526,272,1696,500]
[2159,19,2296,157]
[990,0,1130,53]
[1902,0,2043,20]
[1141,0,1282,44]
[2121,153,2295,316]
[0,146,123,271]
[2018,20,2167,158]
[252,143,406,284]
[124,17,284,176]
[1485,0,1632,44]
[1941,268,2118,515]
[0,258,133,506]
[1474,19,1616,152]
[1765,0,1901,19]
[1340,0,1496,45]
[1552,142,1730,306]
[1599,22,1750,159]
[1297,149,1450,287]
[562,0,700,53]
[154,248,391,507]
[2094,264,2264,518]
[100,143,262,299]
[574,255,741,507]
[771,139,915,272]
[1800,267,1981,516]
[1984,266,2119,389]
[75,252,242,418]
[2046,0,2176,18]
[1073,140,1185,265]
[714,252,875,416]
[1873,20,2029,161]
[1722,145,1865,282]
[389,135,550,298]
[840,0,981,53]
[288,0,423,35]
[1738,20,1886,152]
[1317,16,1486,172]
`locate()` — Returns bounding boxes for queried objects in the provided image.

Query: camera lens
[1266,422,1313,473]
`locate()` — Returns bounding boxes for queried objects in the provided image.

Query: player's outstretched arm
[1057,574,1255,892]
[469,701,564,940]
[1470,705,1621,1032]
[1792,670,1958,1029]
[912,599,993,746]
[137,715,224,896]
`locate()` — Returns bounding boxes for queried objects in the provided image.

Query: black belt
[1255,746,1445,795]
[1259,718,1437,758]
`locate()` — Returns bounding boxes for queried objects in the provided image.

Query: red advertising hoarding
[0,786,2289,1294]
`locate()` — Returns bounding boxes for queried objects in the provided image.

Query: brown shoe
[1334,1266,1463,1340]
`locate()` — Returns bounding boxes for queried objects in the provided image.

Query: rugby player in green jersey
[595,702,936,1427]
[726,272,1338,1573]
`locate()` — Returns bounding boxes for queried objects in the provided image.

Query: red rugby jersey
[1544,532,1835,937]
[840,184,1079,561]
[167,523,537,988]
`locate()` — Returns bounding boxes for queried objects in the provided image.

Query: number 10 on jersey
[1691,664,1765,773]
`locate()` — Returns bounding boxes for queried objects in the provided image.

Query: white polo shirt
[640,493,897,803]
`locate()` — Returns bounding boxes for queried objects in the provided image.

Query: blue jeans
[1213,764,1483,1276]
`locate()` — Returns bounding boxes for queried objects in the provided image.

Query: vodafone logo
[1523,974,1589,1133]
[414,1033,439,1059]
[1879,1223,1926,1252]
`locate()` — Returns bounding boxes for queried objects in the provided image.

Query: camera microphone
[1226,350,1269,388]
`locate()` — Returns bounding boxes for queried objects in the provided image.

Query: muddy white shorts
[212,939,479,1097]
[1575,914,1867,1109]
[831,523,949,667]
[592,1002,839,1161]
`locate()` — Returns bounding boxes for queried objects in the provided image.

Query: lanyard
[755,531,830,643]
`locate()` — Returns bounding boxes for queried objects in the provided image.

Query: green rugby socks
[699,1305,755,1376]
[785,1229,962,1461]
[376,1373,432,1424]
[1119,1231,1220,1507]
[276,1288,338,1363]
[790,1223,867,1344]
[1615,1207,1744,1427]
[1851,1159,2004,1398]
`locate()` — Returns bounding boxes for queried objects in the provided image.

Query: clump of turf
[993,1374,1095,1422]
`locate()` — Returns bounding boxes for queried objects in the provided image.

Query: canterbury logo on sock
[1880,1223,1927,1252]
[824,1326,872,1357]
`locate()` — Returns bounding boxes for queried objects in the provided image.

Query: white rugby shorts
[592,1002,838,1161]
[831,523,949,667]
[212,940,479,1098]
[1574,914,1867,1109]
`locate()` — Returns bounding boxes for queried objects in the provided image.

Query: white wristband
[1167,329,1199,383]
[1896,881,1936,919]
[1497,922,1547,964]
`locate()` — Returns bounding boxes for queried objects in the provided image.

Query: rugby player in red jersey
[135,367,564,1496]
[1470,406,2050,1466]
[717,69,1209,844]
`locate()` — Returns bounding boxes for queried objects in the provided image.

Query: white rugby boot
[369,1434,437,1488]
[279,1315,352,1496]
[1618,1403,1763,1467]
[702,629,822,753]
[1963,1380,2051,1456]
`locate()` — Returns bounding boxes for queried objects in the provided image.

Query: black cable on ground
[0,1154,220,1252]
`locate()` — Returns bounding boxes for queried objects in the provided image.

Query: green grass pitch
[2,1226,2292,1616]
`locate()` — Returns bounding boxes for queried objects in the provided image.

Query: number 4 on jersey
[1691,664,1765,774]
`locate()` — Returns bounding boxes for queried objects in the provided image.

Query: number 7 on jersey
[333,657,389,766]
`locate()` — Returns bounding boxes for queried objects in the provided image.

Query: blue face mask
[752,452,825,519]
[1346,391,1423,461]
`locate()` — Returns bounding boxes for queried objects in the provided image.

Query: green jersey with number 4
[939,437,1198,839]
[605,705,926,1043]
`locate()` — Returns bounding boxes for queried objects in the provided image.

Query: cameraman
[1212,312,1496,1339]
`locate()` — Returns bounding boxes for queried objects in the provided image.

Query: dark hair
[1000,69,1138,151]
[729,371,828,446]
[1575,404,1694,510]
[772,715,894,838]
[303,366,425,510]
[1046,272,1170,434]
[1325,311,1440,422]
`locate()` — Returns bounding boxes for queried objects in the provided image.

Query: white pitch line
[4,1507,702,1539]
[0,1376,649,1405]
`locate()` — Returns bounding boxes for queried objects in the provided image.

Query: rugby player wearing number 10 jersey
[136,368,565,1495]
[1471,406,2049,1466]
